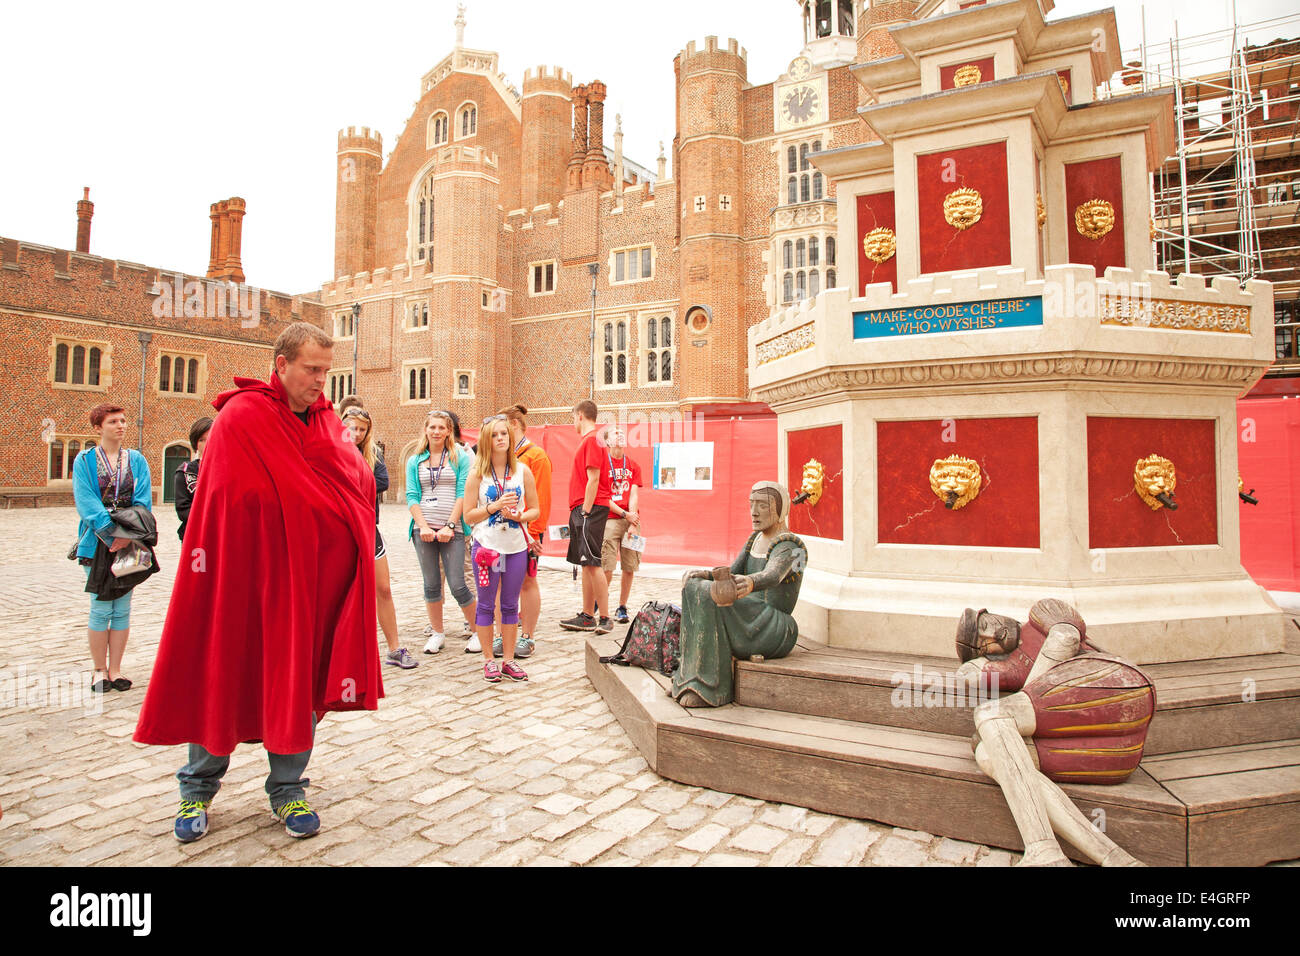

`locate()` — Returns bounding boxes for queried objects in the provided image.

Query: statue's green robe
[671,530,807,707]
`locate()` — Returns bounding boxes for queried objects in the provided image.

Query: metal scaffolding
[1103,9,1300,373]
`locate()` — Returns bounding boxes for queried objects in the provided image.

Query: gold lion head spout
[1075,198,1116,240]
[863,227,896,264]
[792,458,825,507]
[943,188,983,231]
[1134,454,1178,510]
[930,455,982,510]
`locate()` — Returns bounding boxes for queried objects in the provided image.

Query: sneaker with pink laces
[483,661,502,683]
[501,660,528,682]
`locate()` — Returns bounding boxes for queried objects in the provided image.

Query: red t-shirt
[569,430,614,510]
[608,455,642,510]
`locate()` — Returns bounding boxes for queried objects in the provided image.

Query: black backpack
[599,601,682,676]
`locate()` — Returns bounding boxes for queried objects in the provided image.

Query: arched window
[617,321,626,352]
[159,358,170,391]
[815,0,833,37]
[49,440,64,479]
[419,368,427,400]
[787,177,798,205]
[460,104,477,137]
[604,323,613,352]
[827,268,837,289]
[787,146,798,173]
[409,369,416,399]
[72,345,85,385]
[661,316,671,346]
[838,0,854,37]
[782,240,793,270]
[810,270,820,297]
[413,174,435,263]
[88,348,102,386]
[796,239,806,268]
[661,352,671,381]
[827,237,837,266]
[800,143,810,170]
[800,175,810,203]
[604,354,613,385]
[187,358,198,394]
[797,270,807,300]
[647,352,657,382]
[173,357,185,393]
[648,318,657,349]
[813,140,822,154]
[428,112,449,148]
[617,354,627,384]
[55,344,68,382]
[458,374,470,395]
[783,273,794,303]
[809,237,820,266]
[813,172,823,200]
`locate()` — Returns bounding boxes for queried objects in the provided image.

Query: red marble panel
[787,424,844,541]
[1087,417,1218,549]
[877,417,1040,548]
[917,141,1011,275]
[1065,155,1126,273]
[857,191,897,295]
[1057,68,1073,105]
[940,57,996,91]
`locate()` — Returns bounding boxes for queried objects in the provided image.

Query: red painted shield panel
[1057,68,1073,105]
[787,424,844,541]
[1086,417,1218,549]
[917,141,1011,275]
[857,192,897,294]
[940,57,995,90]
[877,417,1040,548]
[1065,155,1126,273]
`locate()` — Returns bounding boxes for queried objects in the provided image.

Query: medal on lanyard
[427,449,447,503]
[490,463,514,523]
[99,446,124,508]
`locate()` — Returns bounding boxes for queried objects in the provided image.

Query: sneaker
[595,617,613,634]
[614,605,630,624]
[386,648,418,669]
[272,799,321,839]
[492,635,503,658]
[174,799,210,843]
[483,661,502,683]
[466,632,482,653]
[559,612,597,632]
[501,660,529,682]
[516,635,535,659]
[422,631,445,654]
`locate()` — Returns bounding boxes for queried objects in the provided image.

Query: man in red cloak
[134,322,382,842]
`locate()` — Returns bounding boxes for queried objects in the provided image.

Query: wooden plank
[1156,677,1300,708]
[1143,653,1300,678]
[657,727,1188,866]
[1187,800,1300,866]
[584,637,687,771]
[1161,765,1300,813]
[1145,698,1300,754]
[1145,738,1300,763]
[1147,666,1300,692]
[1143,743,1300,782]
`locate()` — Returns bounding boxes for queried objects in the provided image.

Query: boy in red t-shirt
[560,400,613,632]
[600,428,643,623]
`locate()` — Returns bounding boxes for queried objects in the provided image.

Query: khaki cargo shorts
[601,516,641,573]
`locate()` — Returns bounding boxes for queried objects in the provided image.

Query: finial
[615,113,623,134]
[657,140,665,158]
[455,4,466,47]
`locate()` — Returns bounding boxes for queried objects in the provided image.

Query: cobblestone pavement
[0,504,1015,867]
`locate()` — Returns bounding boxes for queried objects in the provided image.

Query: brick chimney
[583,80,612,189]
[568,84,589,191]
[75,187,94,254]
[207,197,247,283]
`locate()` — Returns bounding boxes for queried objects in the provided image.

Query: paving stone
[535,793,588,816]
[811,822,883,867]
[976,849,1017,867]
[699,852,760,867]
[729,824,786,854]
[592,807,657,837]
[892,827,935,843]
[934,837,981,864]
[770,836,814,867]
[675,823,729,853]
[664,806,708,831]
[559,829,624,865]
[872,835,932,866]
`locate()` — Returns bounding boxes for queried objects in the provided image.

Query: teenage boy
[600,428,642,624]
[560,400,612,633]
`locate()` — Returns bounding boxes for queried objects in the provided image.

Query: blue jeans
[83,564,131,630]
[412,531,474,606]
[177,721,314,810]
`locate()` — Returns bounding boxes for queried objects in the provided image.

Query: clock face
[782,85,819,125]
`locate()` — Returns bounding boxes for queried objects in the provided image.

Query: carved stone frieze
[755,322,815,365]
[1100,295,1251,334]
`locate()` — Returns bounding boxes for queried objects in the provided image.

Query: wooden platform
[587,636,1300,866]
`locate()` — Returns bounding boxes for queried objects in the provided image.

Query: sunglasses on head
[482,414,507,425]
[341,407,370,420]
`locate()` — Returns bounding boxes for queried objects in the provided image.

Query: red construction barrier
[1238,396,1300,592]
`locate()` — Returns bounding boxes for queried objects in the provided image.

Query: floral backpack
[599,600,682,676]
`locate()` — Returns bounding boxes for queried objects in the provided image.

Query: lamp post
[351,302,361,399]
[136,331,152,451]
[587,263,599,401]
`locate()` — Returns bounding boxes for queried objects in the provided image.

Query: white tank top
[472,461,530,554]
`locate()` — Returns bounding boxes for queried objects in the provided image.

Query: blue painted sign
[853,295,1043,339]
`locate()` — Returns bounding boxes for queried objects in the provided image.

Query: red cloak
[134,373,382,756]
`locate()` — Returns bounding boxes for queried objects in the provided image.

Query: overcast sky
[3,0,1294,295]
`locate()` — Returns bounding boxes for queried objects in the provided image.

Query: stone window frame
[333,310,355,340]
[529,259,557,297]
[782,138,823,206]
[411,172,436,265]
[609,244,655,285]
[427,111,450,149]
[46,432,99,484]
[156,351,207,399]
[456,101,478,140]
[453,369,475,400]
[400,357,432,405]
[326,370,354,406]
[639,310,675,387]
[50,336,111,392]
[596,317,631,391]
[405,298,430,332]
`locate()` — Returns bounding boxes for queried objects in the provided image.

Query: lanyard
[489,462,510,499]
[426,449,447,490]
[97,446,125,504]
[515,437,530,455]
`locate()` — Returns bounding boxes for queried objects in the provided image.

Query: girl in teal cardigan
[406,410,475,652]
[72,404,153,693]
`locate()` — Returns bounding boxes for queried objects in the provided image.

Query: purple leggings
[471,543,528,626]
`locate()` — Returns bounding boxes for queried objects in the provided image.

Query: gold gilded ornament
[1058,74,1070,99]
[953,64,982,87]
[1149,215,1157,241]
[798,459,825,507]
[862,227,896,264]
[1134,455,1178,511]
[1036,193,1046,229]
[930,455,982,510]
[1074,198,1116,240]
[943,188,983,231]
